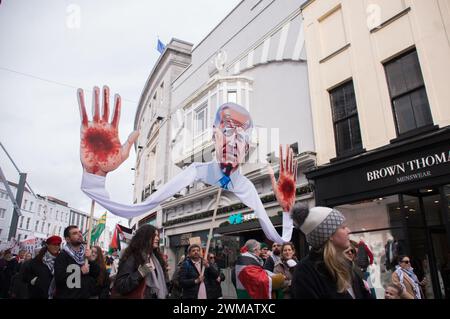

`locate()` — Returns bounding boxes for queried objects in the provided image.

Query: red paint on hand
[83,127,119,162]
[279,176,295,202]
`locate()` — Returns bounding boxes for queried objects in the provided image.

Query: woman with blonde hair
[290,204,372,299]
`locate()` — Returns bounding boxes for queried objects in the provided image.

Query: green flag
[90,212,107,244]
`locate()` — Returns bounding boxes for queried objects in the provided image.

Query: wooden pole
[201,187,222,276]
[85,199,95,265]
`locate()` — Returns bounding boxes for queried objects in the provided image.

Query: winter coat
[291,250,373,299]
[53,250,100,299]
[204,263,225,299]
[21,258,53,299]
[179,258,219,299]
[273,259,297,299]
[113,254,169,299]
[391,270,424,299]
[9,261,30,299]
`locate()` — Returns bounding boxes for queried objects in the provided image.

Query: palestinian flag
[109,224,134,253]
[235,252,272,299]
[90,212,107,244]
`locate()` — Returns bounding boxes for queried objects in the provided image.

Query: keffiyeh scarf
[63,243,85,265]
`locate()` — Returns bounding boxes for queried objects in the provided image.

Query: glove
[138,263,153,277]
[30,277,38,286]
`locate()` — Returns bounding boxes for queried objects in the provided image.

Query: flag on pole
[157,38,166,54]
[109,224,134,253]
[90,212,107,244]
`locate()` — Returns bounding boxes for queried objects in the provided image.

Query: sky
[0,0,242,231]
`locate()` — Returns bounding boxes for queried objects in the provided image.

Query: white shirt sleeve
[231,176,293,244]
[80,163,199,218]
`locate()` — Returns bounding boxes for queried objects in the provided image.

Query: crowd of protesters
[0,207,430,299]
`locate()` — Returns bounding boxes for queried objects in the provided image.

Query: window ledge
[319,43,351,64]
[370,7,411,34]
[330,148,365,162]
[390,125,439,144]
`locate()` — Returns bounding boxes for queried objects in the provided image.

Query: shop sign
[366,150,450,184]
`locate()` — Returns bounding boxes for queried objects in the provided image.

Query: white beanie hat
[292,204,346,249]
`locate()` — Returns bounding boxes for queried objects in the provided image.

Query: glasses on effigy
[220,126,249,143]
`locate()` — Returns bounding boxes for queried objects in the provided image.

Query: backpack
[356,243,370,270]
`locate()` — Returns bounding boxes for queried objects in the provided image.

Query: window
[19,216,24,228]
[227,90,237,103]
[0,229,2,236]
[0,208,6,219]
[18,234,21,241]
[22,199,28,210]
[38,204,42,212]
[0,190,7,199]
[40,222,44,233]
[35,221,39,231]
[29,201,33,211]
[194,103,208,136]
[24,235,27,239]
[329,80,362,157]
[384,49,433,135]
[59,226,62,235]
[26,217,30,230]
[56,211,59,221]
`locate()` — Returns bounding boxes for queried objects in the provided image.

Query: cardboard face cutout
[213,103,253,170]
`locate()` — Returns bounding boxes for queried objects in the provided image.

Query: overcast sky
[0,0,242,230]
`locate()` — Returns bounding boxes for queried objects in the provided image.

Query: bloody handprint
[268,144,298,212]
[78,86,139,176]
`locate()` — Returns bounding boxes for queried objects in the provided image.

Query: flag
[109,224,134,253]
[235,252,271,299]
[90,212,107,244]
[157,38,166,54]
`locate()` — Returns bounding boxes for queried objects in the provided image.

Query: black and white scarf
[63,243,85,265]
[42,251,57,275]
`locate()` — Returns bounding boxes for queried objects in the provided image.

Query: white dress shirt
[81,161,293,243]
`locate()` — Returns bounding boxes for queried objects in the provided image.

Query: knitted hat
[291,204,345,249]
[260,243,269,250]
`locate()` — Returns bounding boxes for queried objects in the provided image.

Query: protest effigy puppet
[77,86,297,244]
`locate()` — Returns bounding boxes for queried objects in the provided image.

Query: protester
[91,245,110,299]
[274,242,298,299]
[54,226,100,299]
[234,239,284,299]
[260,243,269,264]
[179,244,219,299]
[264,242,281,272]
[0,249,18,298]
[290,204,372,299]
[204,253,225,299]
[113,224,168,299]
[9,249,31,299]
[391,255,426,299]
[169,255,185,299]
[24,252,32,262]
[384,283,402,299]
[22,236,62,299]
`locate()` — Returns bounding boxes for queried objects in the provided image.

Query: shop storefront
[306,127,450,299]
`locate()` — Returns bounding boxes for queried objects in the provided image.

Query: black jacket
[291,250,373,299]
[54,250,100,299]
[114,255,168,299]
[22,258,53,299]
[179,258,219,299]
[204,263,225,299]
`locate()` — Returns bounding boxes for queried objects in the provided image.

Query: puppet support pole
[202,187,222,275]
[85,199,95,265]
